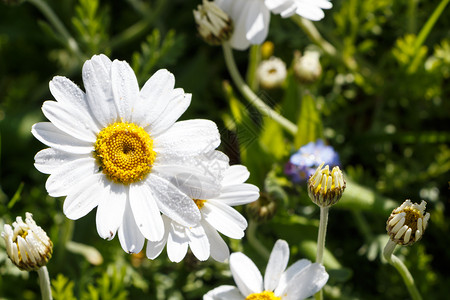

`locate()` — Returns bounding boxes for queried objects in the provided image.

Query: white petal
[202,220,229,262]
[146,216,171,259]
[82,54,118,126]
[63,173,105,220]
[129,183,164,241]
[274,259,311,296]
[111,60,139,122]
[138,88,191,136]
[222,165,250,186]
[45,157,98,197]
[155,150,230,188]
[146,174,200,227]
[264,240,289,291]
[96,183,127,240]
[245,1,271,44]
[153,165,221,200]
[186,224,210,261]
[34,148,85,174]
[217,0,253,50]
[42,101,97,142]
[32,122,93,154]
[133,69,189,134]
[49,76,101,131]
[295,2,325,21]
[118,199,145,254]
[265,0,293,13]
[202,201,247,239]
[216,184,260,206]
[281,263,329,300]
[49,76,88,108]
[167,222,189,263]
[153,119,220,156]
[230,252,263,296]
[204,285,244,300]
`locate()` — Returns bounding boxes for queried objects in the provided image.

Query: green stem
[409,0,450,72]
[247,220,270,260]
[222,42,297,135]
[291,16,336,57]
[315,206,329,300]
[247,44,261,91]
[37,266,53,300]
[316,206,329,264]
[26,0,83,60]
[383,239,423,300]
[109,0,166,49]
[291,16,357,71]
[414,0,450,50]
[407,0,418,33]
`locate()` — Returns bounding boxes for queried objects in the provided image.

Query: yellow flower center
[193,199,206,210]
[94,122,156,184]
[401,206,422,233]
[245,291,281,300]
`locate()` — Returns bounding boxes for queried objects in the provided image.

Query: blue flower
[285,140,340,183]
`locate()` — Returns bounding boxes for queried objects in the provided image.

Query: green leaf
[52,274,77,300]
[131,29,185,85]
[294,92,323,148]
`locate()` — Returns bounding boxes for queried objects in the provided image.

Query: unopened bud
[247,193,277,222]
[2,213,53,271]
[308,163,346,207]
[257,57,287,89]
[386,200,430,246]
[294,50,322,83]
[193,0,233,45]
[261,41,274,60]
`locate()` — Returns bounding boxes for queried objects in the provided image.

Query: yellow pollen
[245,291,281,300]
[94,122,156,184]
[399,207,422,233]
[193,199,206,210]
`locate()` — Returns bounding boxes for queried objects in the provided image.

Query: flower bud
[257,57,287,89]
[193,0,233,45]
[308,162,346,207]
[386,200,430,246]
[294,50,322,83]
[261,41,274,60]
[247,193,277,222]
[2,213,53,271]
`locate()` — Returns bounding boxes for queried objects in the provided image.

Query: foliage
[0,0,449,299]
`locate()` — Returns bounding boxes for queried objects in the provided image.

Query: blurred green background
[0,0,449,299]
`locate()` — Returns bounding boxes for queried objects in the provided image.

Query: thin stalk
[414,0,450,51]
[409,0,450,72]
[291,16,358,71]
[247,44,261,91]
[383,239,423,300]
[291,16,336,57]
[26,0,83,60]
[314,206,329,300]
[407,0,418,33]
[37,266,53,300]
[109,0,166,49]
[247,220,270,260]
[222,42,297,135]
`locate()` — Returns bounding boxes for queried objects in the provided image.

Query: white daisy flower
[146,164,260,262]
[204,239,328,300]
[215,0,332,50]
[32,54,222,252]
